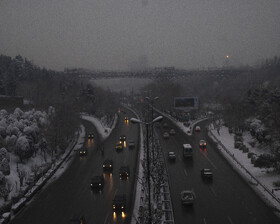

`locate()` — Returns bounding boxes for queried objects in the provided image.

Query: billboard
[174,97,199,110]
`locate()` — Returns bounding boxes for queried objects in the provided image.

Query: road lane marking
[200,151,217,169]
[184,169,188,177]
[228,216,234,224]
[104,213,109,224]
[203,218,207,224]
[209,186,217,197]
[114,189,118,197]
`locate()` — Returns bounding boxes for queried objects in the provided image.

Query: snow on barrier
[208,129,280,210]
[8,131,79,221]
[123,104,175,224]
[122,105,144,224]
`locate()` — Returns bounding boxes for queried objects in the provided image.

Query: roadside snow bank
[81,113,118,141]
[208,125,280,214]
[154,108,208,135]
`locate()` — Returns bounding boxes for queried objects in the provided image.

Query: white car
[195,126,201,132]
[168,152,176,160]
[163,132,170,139]
[169,129,176,135]
[128,140,135,149]
[181,190,195,205]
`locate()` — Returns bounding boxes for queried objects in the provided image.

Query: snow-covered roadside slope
[81,113,118,141]
[209,125,280,215]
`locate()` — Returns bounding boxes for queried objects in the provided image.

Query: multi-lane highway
[11,108,139,224]
[157,118,279,224]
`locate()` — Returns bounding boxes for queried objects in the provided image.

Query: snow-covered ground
[156,109,280,216]
[208,124,280,215]
[2,113,118,223]
[81,113,118,141]
[48,113,118,183]
[154,108,209,136]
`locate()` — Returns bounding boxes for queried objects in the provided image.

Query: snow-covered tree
[0,148,10,162]
[14,107,23,118]
[48,106,55,117]
[0,182,13,201]
[15,135,33,162]
[0,110,8,118]
[0,158,10,175]
[0,171,6,185]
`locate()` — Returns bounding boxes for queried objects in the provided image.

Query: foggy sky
[0,0,279,71]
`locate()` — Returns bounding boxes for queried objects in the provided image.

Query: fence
[208,129,280,206]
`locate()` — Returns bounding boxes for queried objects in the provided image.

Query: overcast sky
[0,0,279,71]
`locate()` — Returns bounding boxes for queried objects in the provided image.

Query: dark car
[120,135,126,142]
[79,148,88,156]
[201,168,213,180]
[128,140,135,149]
[90,175,104,190]
[69,215,87,224]
[199,140,207,149]
[119,166,130,180]
[115,141,123,150]
[168,151,176,160]
[88,133,94,139]
[113,194,126,213]
[103,159,113,172]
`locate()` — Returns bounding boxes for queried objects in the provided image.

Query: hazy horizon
[1,0,279,71]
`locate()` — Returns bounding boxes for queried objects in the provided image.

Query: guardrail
[208,129,280,206]
[123,104,175,224]
[154,131,175,224]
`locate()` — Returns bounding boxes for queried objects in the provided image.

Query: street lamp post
[131,116,163,224]
[145,97,159,162]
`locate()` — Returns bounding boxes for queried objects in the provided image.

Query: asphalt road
[11,108,139,224]
[157,118,279,224]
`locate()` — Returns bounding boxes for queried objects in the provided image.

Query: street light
[130,115,163,224]
[145,96,159,163]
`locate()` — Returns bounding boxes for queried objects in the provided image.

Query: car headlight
[121,206,124,209]
[99,183,101,186]
[103,165,105,167]
[109,165,112,167]
[91,184,92,186]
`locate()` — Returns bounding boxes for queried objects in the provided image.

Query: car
[195,126,201,132]
[199,140,207,149]
[169,129,176,135]
[168,152,176,160]
[88,133,94,139]
[120,135,126,142]
[69,215,87,224]
[163,123,168,128]
[183,144,193,158]
[103,159,113,172]
[115,141,123,150]
[79,148,88,156]
[163,132,170,139]
[128,140,135,149]
[119,166,130,180]
[90,175,104,190]
[201,168,213,180]
[181,190,195,205]
[113,194,126,213]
